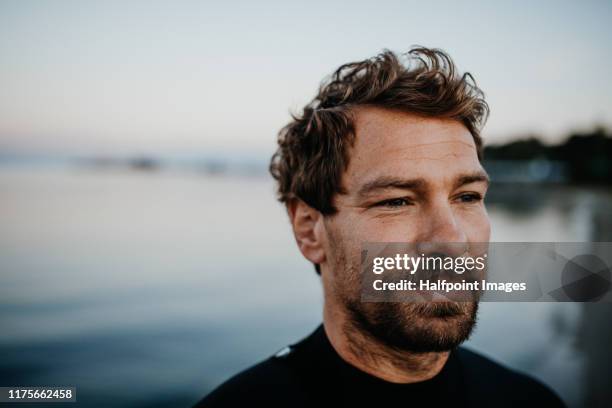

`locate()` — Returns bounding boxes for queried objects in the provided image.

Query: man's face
[321,107,490,352]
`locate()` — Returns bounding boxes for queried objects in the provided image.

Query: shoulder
[455,347,566,407]
[193,351,310,408]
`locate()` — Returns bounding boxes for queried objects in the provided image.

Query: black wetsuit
[195,324,565,407]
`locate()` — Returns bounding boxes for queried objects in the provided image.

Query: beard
[343,297,479,353]
[326,227,479,354]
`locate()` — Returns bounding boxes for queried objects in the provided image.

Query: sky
[0,0,611,156]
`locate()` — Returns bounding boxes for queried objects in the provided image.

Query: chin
[347,300,479,353]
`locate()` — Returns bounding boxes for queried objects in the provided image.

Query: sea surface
[1,166,611,407]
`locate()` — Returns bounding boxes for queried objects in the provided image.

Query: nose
[416,202,468,257]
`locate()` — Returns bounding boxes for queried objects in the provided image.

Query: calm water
[0,167,611,407]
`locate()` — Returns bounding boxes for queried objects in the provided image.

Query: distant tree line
[484,127,612,185]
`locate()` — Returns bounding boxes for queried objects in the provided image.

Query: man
[195,47,565,407]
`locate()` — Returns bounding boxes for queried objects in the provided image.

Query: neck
[322,299,449,383]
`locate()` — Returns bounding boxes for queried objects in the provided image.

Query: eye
[376,198,412,208]
[457,193,483,203]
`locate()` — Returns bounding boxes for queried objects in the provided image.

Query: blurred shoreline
[2,127,610,185]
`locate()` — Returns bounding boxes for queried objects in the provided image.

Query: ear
[287,199,326,265]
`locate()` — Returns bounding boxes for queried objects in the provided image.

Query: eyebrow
[357,176,426,198]
[454,171,490,189]
[356,170,489,198]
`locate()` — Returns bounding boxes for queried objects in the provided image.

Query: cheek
[345,206,491,243]
[357,215,421,242]
[458,206,491,242]
[327,216,364,262]
[325,220,367,289]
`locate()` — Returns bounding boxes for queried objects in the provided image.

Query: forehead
[344,107,481,189]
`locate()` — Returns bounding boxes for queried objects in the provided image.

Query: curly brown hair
[269,46,489,216]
